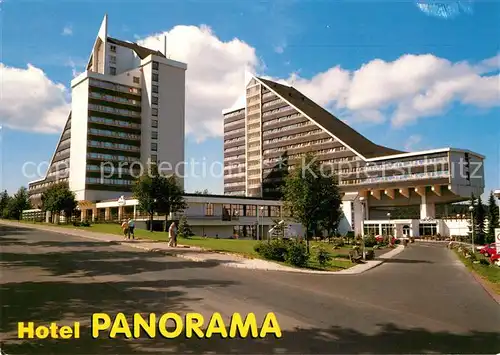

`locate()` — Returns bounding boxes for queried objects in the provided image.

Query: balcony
[88,104,141,118]
[89,92,141,106]
[89,79,141,95]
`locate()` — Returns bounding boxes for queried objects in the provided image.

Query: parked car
[479,243,497,257]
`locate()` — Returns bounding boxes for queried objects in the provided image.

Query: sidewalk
[1,220,405,274]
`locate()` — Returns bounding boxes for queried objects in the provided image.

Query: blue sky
[1,0,499,199]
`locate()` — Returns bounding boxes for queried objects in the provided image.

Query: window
[270,206,281,217]
[151,143,158,151]
[152,96,159,105]
[151,154,157,163]
[364,224,379,237]
[246,205,257,217]
[109,55,116,64]
[205,203,214,216]
[152,120,158,128]
[133,76,140,84]
[152,73,159,82]
[109,67,116,76]
[151,131,158,139]
[419,223,437,236]
[152,85,158,93]
[152,61,159,70]
[110,45,116,52]
[152,108,158,116]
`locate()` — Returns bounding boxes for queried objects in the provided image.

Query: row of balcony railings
[89,79,141,95]
[89,91,141,106]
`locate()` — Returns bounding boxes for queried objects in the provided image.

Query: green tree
[177,215,194,238]
[8,187,31,220]
[41,182,77,223]
[318,174,343,238]
[282,153,342,253]
[133,170,157,232]
[194,189,210,195]
[156,174,187,232]
[0,190,10,218]
[133,165,186,232]
[474,195,486,245]
[486,191,499,244]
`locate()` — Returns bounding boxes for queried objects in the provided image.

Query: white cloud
[139,25,261,142]
[274,41,286,54]
[290,53,500,127]
[0,64,70,133]
[404,135,422,151]
[62,25,73,36]
[3,24,498,143]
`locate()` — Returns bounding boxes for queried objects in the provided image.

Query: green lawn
[17,220,356,270]
[454,250,500,295]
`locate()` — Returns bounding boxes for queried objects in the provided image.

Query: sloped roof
[256,77,404,159]
[107,37,165,59]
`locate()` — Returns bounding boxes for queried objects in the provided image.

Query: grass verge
[454,249,500,295]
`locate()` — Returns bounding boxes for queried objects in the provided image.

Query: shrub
[364,235,377,248]
[81,220,91,227]
[285,240,309,267]
[479,258,490,266]
[365,249,375,260]
[72,221,81,227]
[315,246,332,266]
[332,237,344,247]
[394,239,401,244]
[254,239,288,262]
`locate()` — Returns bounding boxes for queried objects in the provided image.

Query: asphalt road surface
[1,224,499,354]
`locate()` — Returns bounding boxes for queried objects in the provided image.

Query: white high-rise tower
[28,15,187,204]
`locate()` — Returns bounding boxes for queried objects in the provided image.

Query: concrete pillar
[105,208,110,221]
[133,205,137,219]
[92,207,97,222]
[80,209,86,222]
[118,206,123,221]
[46,211,51,223]
[420,192,436,219]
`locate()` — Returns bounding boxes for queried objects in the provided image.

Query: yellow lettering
[133,313,156,339]
[158,313,183,338]
[49,322,59,338]
[185,313,204,338]
[74,322,80,338]
[205,312,227,338]
[259,312,281,338]
[229,313,258,338]
[59,326,73,339]
[35,326,49,339]
[18,322,34,339]
[92,313,111,338]
[110,313,132,339]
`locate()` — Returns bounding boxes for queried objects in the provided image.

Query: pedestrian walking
[128,218,136,239]
[121,219,129,239]
[168,221,177,247]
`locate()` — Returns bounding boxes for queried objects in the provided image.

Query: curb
[1,221,405,275]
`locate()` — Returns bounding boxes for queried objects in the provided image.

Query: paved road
[1,224,499,354]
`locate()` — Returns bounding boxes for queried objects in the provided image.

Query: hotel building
[223,75,486,237]
[28,15,186,205]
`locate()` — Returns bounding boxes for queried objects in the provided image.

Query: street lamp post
[387,212,392,245]
[256,206,260,241]
[469,205,475,252]
[260,207,265,241]
[359,196,366,259]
